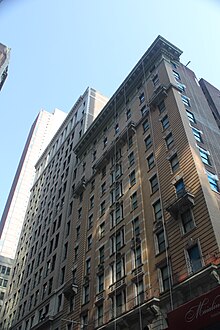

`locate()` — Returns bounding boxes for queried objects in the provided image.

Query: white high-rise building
[0,108,67,259]
[0,42,10,91]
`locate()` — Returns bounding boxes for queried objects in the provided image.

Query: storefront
[167,286,220,330]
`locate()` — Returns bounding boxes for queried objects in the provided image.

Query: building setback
[1,36,220,330]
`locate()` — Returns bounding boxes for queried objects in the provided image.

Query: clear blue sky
[0,0,220,215]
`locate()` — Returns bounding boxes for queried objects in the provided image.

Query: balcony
[73,178,86,197]
[165,188,194,219]
[131,265,144,282]
[95,291,105,305]
[109,277,126,296]
[148,84,168,107]
[31,315,54,330]
[63,280,78,298]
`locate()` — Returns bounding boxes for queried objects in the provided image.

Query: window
[88,214,93,229]
[111,257,125,283]
[111,203,123,227]
[90,195,94,209]
[128,151,135,166]
[170,154,179,172]
[115,123,119,134]
[111,182,123,204]
[100,200,106,215]
[134,245,142,268]
[82,162,86,172]
[97,273,104,292]
[186,110,196,123]
[61,266,65,284]
[128,135,133,148]
[145,135,152,149]
[101,182,106,195]
[78,207,82,220]
[111,290,126,317]
[132,217,140,236]
[192,127,203,142]
[85,258,91,275]
[150,174,158,193]
[155,231,166,253]
[0,292,4,301]
[181,95,190,107]
[90,179,95,191]
[74,246,78,260]
[181,209,195,233]
[87,235,92,250]
[101,166,106,178]
[93,150,97,162]
[147,153,155,170]
[165,132,174,149]
[99,246,104,264]
[76,226,80,239]
[83,284,90,304]
[129,170,136,186]
[143,119,149,132]
[97,304,104,326]
[158,100,166,113]
[99,222,105,239]
[153,200,162,221]
[69,296,75,312]
[131,191,138,210]
[175,179,185,197]
[135,280,144,305]
[177,82,185,93]
[63,242,68,260]
[161,115,169,130]
[111,164,122,184]
[103,137,108,148]
[152,74,159,86]
[173,70,181,81]
[126,109,131,120]
[199,147,211,165]
[207,171,219,192]
[139,92,145,104]
[111,228,124,254]
[141,105,148,116]
[159,264,170,292]
[186,244,203,273]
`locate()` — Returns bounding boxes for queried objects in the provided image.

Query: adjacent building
[0,42,10,91]
[0,255,13,314]
[0,108,67,260]
[1,36,220,330]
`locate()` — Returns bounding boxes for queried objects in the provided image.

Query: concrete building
[1,37,220,330]
[0,255,13,313]
[0,42,10,91]
[199,78,220,129]
[0,108,67,260]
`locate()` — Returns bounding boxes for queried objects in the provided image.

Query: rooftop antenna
[185,61,191,67]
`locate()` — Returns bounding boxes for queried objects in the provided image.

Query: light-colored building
[0,108,67,259]
[0,255,13,313]
[0,42,10,91]
[1,37,220,330]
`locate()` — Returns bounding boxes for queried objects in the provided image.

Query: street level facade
[1,37,220,330]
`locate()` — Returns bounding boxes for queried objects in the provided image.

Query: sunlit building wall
[1,37,220,330]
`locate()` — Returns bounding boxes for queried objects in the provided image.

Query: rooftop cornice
[74,36,182,157]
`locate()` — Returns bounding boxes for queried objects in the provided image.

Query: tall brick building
[1,36,220,330]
